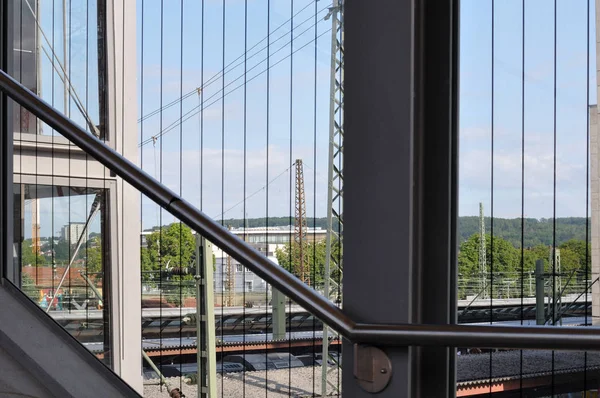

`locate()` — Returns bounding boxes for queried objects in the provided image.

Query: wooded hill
[458,217,590,247]
[145,216,591,248]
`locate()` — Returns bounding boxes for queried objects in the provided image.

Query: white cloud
[459,129,588,218]
[140,144,329,229]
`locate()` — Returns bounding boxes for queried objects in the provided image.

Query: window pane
[13,183,112,367]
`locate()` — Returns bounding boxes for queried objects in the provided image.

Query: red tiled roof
[22,266,103,291]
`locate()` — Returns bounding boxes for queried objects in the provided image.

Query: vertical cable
[220,0,225,395]
[264,0,270,394]
[288,1,294,393]
[198,0,205,389]
[242,0,248,395]
[584,0,591,391]
[34,0,40,293]
[488,0,495,391]
[178,0,184,391]
[119,0,126,364]
[336,4,343,389]
[51,0,56,334]
[67,0,72,319]
[551,0,557,392]
[519,0,525,392]
[84,0,90,352]
[139,0,145,377]
[312,2,318,395]
[158,0,164,384]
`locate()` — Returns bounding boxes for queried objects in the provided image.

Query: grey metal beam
[0,0,16,283]
[342,0,417,394]
[6,65,600,353]
[412,0,459,396]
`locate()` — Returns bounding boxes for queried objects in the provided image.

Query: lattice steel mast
[294,159,309,284]
[322,0,344,395]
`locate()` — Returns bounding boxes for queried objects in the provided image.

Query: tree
[84,236,103,273]
[21,272,39,301]
[52,238,71,263]
[141,223,196,272]
[275,239,339,287]
[21,239,46,266]
[559,239,590,275]
[164,274,195,306]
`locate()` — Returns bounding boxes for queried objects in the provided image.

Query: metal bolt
[380,368,387,374]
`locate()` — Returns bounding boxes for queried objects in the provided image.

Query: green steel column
[195,235,216,398]
[271,288,286,340]
[536,259,545,325]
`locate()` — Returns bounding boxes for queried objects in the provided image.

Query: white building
[61,223,87,245]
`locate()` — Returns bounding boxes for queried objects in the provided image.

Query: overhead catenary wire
[139,25,331,148]
[137,1,326,125]
[139,16,329,147]
[213,164,293,222]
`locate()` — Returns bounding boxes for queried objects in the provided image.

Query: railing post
[343,0,457,396]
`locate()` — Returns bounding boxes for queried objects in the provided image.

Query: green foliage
[458,232,591,299]
[274,240,340,287]
[21,272,38,301]
[146,216,591,248]
[146,217,338,233]
[164,274,195,306]
[458,234,521,278]
[51,238,72,263]
[458,217,590,247]
[21,239,46,266]
[141,223,196,271]
[84,236,103,273]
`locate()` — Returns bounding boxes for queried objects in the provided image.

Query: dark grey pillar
[0,0,15,283]
[343,0,458,397]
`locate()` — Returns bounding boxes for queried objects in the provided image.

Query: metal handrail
[2,68,600,351]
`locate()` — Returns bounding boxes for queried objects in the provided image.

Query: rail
[2,68,600,351]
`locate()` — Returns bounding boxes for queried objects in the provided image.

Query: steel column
[343,0,458,396]
[412,0,459,396]
[343,0,416,395]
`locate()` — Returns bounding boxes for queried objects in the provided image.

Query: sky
[459,0,597,219]
[22,0,600,236]
[136,0,334,230]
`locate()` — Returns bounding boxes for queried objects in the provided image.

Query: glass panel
[458,0,594,394]
[11,0,106,139]
[13,182,111,366]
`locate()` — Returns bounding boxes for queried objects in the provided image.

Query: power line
[137,1,329,124]
[213,165,293,220]
[140,25,331,147]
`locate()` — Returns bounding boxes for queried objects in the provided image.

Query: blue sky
[137,0,333,230]
[460,0,596,219]
[28,0,599,236]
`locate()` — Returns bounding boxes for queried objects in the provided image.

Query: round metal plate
[354,345,392,393]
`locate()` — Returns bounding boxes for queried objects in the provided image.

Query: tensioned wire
[138,7,332,148]
[137,0,322,125]
[551,0,557,393]
[488,0,495,392]
[519,0,525,392]
[584,0,591,391]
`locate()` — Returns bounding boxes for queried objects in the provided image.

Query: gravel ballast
[143,366,341,398]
